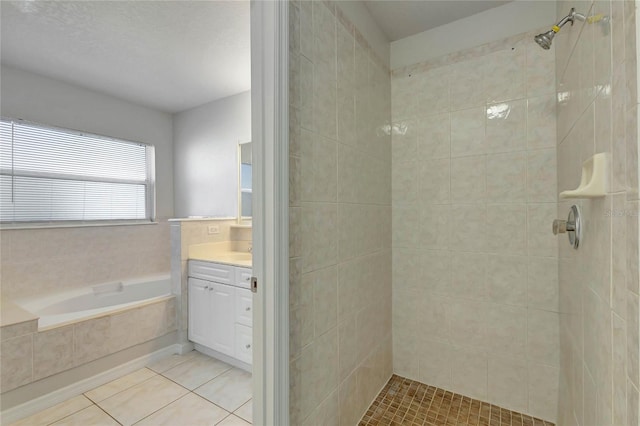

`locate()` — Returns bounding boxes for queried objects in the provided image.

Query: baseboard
[1,343,182,425]
[193,343,252,373]
[177,341,195,355]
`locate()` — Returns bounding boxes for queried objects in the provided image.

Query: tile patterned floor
[11,351,252,426]
[359,375,554,426]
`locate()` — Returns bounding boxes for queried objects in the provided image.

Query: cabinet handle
[209,287,213,291]
[204,286,209,290]
[245,344,251,349]
[245,276,250,281]
[245,307,251,311]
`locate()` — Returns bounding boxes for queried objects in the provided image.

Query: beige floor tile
[85,368,157,402]
[10,395,93,426]
[162,353,233,390]
[147,350,199,373]
[97,375,189,426]
[50,405,119,426]
[195,368,252,412]
[216,414,251,426]
[135,393,230,426]
[234,399,252,423]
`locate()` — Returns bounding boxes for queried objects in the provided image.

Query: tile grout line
[93,402,124,426]
[360,375,553,426]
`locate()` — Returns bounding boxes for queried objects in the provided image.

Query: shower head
[534,30,555,50]
[534,7,586,49]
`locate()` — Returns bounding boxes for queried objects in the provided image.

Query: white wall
[391,0,557,69]
[0,65,175,218]
[0,65,173,300]
[172,91,251,218]
[289,1,393,424]
[556,1,640,424]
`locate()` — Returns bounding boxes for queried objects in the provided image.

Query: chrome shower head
[534,30,555,50]
[534,7,586,50]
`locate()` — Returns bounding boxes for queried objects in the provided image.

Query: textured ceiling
[1,1,250,113]
[364,0,512,41]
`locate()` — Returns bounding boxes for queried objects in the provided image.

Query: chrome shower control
[552,205,581,249]
[552,219,567,234]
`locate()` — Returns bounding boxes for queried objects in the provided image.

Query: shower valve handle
[552,219,565,234]
[552,205,581,249]
[552,219,575,234]
[553,219,576,235]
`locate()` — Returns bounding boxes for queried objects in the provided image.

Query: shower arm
[554,8,586,32]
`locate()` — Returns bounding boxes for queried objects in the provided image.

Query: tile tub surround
[0,220,171,300]
[555,1,640,425]
[391,29,559,421]
[360,375,554,426]
[289,1,393,425]
[9,351,252,426]
[0,297,176,394]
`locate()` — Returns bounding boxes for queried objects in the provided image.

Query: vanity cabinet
[188,260,252,366]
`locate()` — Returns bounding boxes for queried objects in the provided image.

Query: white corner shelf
[560,152,609,199]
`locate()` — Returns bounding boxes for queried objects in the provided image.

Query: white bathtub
[16,275,172,329]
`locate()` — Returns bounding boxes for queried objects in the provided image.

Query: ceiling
[0,1,515,112]
[364,0,512,41]
[1,1,250,114]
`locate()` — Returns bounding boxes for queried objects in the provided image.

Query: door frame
[250,1,289,425]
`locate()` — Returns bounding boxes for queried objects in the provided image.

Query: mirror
[238,141,252,222]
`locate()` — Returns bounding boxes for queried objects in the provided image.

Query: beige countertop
[188,243,252,268]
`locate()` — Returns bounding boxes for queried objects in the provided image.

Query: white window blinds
[0,118,155,224]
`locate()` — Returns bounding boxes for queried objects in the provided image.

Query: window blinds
[0,118,155,223]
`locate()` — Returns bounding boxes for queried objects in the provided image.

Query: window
[0,118,155,224]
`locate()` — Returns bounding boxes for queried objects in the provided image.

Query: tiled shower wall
[555,0,640,425]
[289,1,393,424]
[391,31,560,421]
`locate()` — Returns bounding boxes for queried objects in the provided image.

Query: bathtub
[16,274,172,330]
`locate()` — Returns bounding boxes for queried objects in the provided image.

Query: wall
[288,1,393,424]
[331,1,390,66]
[555,0,640,425]
[173,91,251,218]
[391,26,560,421]
[0,66,174,300]
[390,0,557,70]
[0,65,174,218]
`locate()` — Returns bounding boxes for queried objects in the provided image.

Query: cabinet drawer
[235,288,253,327]
[235,267,252,289]
[234,323,252,364]
[189,260,233,284]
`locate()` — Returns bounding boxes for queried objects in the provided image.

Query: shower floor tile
[359,375,555,426]
[9,351,252,426]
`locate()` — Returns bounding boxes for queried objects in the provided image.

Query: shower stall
[288,0,640,425]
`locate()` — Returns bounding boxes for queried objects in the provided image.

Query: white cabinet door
[235,288,253,327]
[188,278,211,346]
[235,323,253,364]
[209,282,235,357]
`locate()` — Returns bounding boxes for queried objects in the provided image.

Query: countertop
[188,243,252,268]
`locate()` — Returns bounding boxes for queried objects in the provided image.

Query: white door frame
[250,1,289,425]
